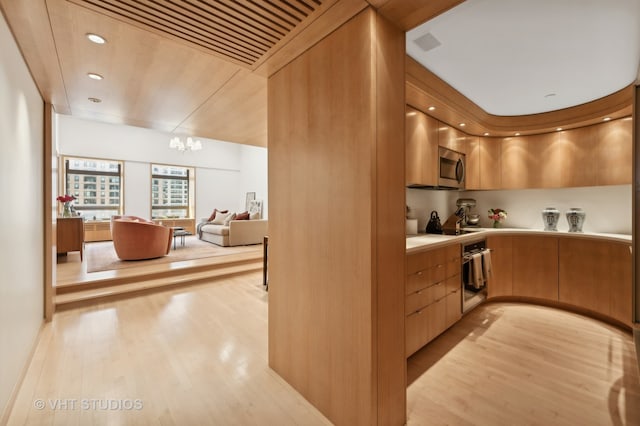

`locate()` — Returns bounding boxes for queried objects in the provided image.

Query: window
[64,157,123,220]
[151,164,194,219]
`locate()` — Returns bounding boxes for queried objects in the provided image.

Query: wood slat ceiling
[68,0,324,68]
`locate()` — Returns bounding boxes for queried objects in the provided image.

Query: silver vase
[541,207,560,231]
[566,208,586,232]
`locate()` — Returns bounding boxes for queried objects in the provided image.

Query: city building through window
[64,157,123,220]
[151,164,194,219]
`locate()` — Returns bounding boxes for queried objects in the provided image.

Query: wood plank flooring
[7,273,639,425]
[407,302,640,426]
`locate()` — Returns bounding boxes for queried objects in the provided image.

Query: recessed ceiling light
[88,97,102,103]
[407,111,417,116]
[483,132,490,136]
[87,73,103,80]
[86,33,106,44]
[428,106,436,111]
[514,132,521,136]
[459,123,466,127]
[556,127,563,131]
[603,117,612,121]
[544,93,556,98]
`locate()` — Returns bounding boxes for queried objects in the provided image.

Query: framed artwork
[245,192,256,211]
[248,200,263,218]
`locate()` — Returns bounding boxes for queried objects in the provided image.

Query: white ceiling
[406,0,640,116]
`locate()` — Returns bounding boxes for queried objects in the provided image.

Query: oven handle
[462,248,492,264]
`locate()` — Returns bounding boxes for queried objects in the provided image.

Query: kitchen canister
[541,207,560,231]
[566,208,586,232]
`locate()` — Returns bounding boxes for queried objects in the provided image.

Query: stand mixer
[456,198,478,226]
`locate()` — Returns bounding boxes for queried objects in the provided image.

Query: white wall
[240,145,268,218]
[0,12,44,420]
[57,115,267,219]
[407,185,632,235]
[463,185,632,234]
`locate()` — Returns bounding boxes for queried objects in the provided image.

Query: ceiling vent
[413,32,441,53]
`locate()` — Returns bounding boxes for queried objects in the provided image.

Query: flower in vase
[488,208,507,226]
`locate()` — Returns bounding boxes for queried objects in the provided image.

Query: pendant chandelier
[169,136,202,152]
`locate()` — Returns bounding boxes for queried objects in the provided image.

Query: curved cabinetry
[486,233,632,327]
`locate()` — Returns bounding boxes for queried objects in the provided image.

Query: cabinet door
[559,238,632,325]
[406,307,430,357]
[512,236,558,300]
[465,136,480,190]
[596,118,632,186]
[500,136,531,189]
[406,106,438,186]
[479,137,501,189]
[487,236,513,297]
[445,289,461,328]
[609,243,632,326]
[558,238,611,315]
[438,124,466,153]
[428,297,447,341]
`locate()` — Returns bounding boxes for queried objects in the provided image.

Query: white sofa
[199,219,268,247]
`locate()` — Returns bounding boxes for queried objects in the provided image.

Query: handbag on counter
[425,210,443,234]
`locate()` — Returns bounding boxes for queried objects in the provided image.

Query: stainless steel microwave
[438,146,465,189]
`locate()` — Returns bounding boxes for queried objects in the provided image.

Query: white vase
[541,207,560,231]
[566,208,586,232]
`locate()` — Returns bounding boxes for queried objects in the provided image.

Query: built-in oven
[461,238,490,313]
[438,146,465,189]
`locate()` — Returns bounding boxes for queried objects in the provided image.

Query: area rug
[86,236,260,273]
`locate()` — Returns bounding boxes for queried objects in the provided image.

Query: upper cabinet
[406,106,631,190]
[479,118,630,190]
[406,106,438,186]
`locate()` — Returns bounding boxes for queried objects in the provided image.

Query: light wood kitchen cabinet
[406,245,461,357]
[465,136,480,189]
[511,236,558,301]
[406,106,438,186]
[500,136,532,189]
[558,238,632,326]
[595,118,632,186]
[438,124,466,153]
[486,235,513,298]
[479,138,501,189]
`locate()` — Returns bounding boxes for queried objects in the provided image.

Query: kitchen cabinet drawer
[427,296,447,343]
[445,289,462,328]
[406,264,445,295]
[445,274,460,294]
[406,306,431,357]
[445,257,461,279]
[405,280,446,315]
[407,248,446,275]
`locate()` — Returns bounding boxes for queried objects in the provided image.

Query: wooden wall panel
[268,8,405,425]
[374,12,406,425]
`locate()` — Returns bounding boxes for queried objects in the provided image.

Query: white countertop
[406,227,631,254]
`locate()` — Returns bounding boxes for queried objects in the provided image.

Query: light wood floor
[8,273,640,425]
[407,302,640,426]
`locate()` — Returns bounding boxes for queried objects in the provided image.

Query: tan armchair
[110,216,172,260]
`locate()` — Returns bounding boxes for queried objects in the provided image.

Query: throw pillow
[207,208,228,222]
[249,211,260,220]
[212,211,231,225]
[235,211,250,221]
[224,212,237,225]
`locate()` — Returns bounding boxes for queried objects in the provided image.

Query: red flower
[56,195,76,203]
